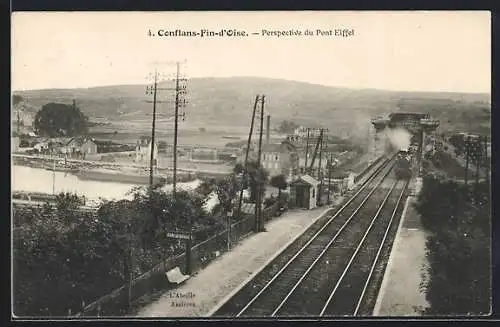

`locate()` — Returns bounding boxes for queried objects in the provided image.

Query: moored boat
[76,168,166,185]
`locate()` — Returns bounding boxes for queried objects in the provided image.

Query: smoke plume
[384,127,412,151]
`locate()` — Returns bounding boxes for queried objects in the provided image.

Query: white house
[136,136,159,164]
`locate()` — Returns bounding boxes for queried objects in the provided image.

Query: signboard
[165,232,191,240]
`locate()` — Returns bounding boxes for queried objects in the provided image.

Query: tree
[215,173,242,216]
[245,160,269,203]
[276,120,299,134]
[13,194,122,317]
[269,174,288,199]
[195,178,217,197]
[13,94,23,106]
[233,162,244,175]
[415,176,490,315]
[34,102,89,137]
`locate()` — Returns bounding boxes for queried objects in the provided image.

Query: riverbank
[12,153,229,183]
[11,165,203,201]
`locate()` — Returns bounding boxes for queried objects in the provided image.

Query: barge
[76,168,166,185]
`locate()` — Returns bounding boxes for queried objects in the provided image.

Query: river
[11,165,202,201]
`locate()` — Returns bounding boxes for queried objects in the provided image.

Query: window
[275,155,279,161]
[312,188,315,198]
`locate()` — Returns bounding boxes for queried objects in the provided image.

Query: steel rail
[272,179,398,315]
[236,157,395,316]
[352,179,409,316]
[318,179,399,316]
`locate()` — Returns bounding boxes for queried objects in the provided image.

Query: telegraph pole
[255,95,265,232]
[304,128,310,172]
[146,72,159,188]
[145,62,188,273]
[236,95,260,220]
[328,154,333,205]
[173,61,188,197]
[146,61,188,192]
[146,72,171,188]
[170,62,190,273]
[317,129,324,206]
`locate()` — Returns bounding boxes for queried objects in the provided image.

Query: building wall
[263,151,292,176]
[136,142,158,163]
[308,185,317,210]
[81,141,98,154]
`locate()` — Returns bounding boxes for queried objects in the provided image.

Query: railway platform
[135,203,341,317]
[373,195,430,316]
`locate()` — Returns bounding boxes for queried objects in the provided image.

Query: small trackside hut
[289,174,320,210]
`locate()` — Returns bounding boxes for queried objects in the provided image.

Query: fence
[76,201,281,317]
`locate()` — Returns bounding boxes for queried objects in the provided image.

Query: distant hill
[14,77,491,139]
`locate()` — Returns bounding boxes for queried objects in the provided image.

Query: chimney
[266,114,271,145]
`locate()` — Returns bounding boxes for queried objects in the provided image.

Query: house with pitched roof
[65,137,97,158]
[136,136,158,164]
[261,140,299,177]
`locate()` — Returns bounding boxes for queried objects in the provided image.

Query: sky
[11,11,491,93]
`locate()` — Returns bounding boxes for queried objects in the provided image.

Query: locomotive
[394,148,413,179]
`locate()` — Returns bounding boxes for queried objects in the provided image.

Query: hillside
[14,77,491,139]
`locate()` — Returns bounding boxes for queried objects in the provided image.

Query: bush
[415,176,490,315]
[264,197,278,208]
[13,187,209,317]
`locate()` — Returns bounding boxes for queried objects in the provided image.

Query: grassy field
[88,117,288,147]
[15,77,491,143]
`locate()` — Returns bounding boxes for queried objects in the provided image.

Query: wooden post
[186,215,193,275]
[149,71,158,189]
[317,129,324,206]
[173,62,181,197]
[255,95,265,232]
[237,95,259,220]
[305,128,310,171]
[227,209,233,251]
[328,154,333,204]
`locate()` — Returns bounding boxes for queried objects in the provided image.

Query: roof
[262,140,297,153]
[93,139,115,146]
[291,174,320,187]
[330,172,350,179]
[389,112,428,121]
[262,143,283,152]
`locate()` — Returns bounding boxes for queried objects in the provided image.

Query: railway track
[212,155,408,317]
